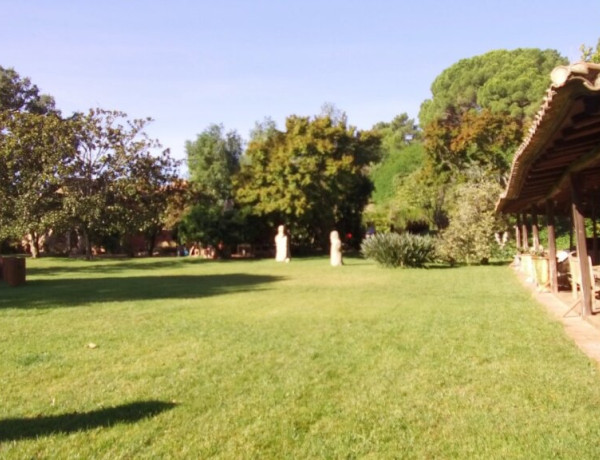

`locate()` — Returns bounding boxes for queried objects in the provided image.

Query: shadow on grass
[0,273,284,309]
[0,400,176,442]
[25,257,218,277]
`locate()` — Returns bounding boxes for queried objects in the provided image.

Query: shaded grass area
[0,273,284,309]
[2,256,600,457]
[0,401,176,442]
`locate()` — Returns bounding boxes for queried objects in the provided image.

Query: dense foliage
[186,124,242,202]
[418,48,567,127]
[0,112,76,256]
[581,39,600,63]
[0,68,178,258]
[62,109,178,258]
[369,137,424,205]
[372,113,420,154]
[0,65,56,114]
[361,232,435,268]
[235,113,380,248]
[1,42,584,261]
[364,142,426,233]
[179,124,244,248]
[436,178,507,265]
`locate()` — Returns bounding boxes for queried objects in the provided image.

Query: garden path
[517,268,600,365]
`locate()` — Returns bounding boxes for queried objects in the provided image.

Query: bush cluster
[361,232,435,268]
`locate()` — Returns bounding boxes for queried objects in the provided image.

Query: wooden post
[515,214,522,252]
[571,175,593,316]
[593,193,598,264]
[532,211,540,251]
[569,211,574,251]
[521,213,529,251]
[546,200,559,293]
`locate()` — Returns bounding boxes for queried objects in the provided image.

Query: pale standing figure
[330,230,343,266]
[275,225,290,262]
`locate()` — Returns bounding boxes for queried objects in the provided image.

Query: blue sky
[2,1,599,167]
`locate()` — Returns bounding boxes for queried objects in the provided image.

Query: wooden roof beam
[549,144,600,201]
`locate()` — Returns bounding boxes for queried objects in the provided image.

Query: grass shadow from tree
[0,400,177,442]
[24,257,222,277]
[0,273,285,309]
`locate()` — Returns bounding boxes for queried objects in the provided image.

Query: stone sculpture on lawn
[275,225,290,262]
[330,230,343,266]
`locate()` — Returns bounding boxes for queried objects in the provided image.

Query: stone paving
[516,268,600,365]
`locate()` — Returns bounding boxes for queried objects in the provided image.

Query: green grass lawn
[2,256,600,458]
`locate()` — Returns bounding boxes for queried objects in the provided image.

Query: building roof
[496,62,600,215]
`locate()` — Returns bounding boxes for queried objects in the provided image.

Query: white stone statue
[330,230,343,266]
[275,225,290,262]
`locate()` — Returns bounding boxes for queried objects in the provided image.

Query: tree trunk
[29,231,40,258]
[83,230,92,260]
[147,232,157,257]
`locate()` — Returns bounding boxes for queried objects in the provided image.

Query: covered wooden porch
[497,62,600,317]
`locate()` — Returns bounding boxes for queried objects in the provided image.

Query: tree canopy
[581,39,600,63]
[417,48,568,191]
[0,66,179,258]
[0,112,76,255]
[63,109,177,259]
[0,67,65,254]
[418,48,568,128]
[0,41,579,262]
[0,65,56,114]
[369,47,569,252]
[372,113,420,154]
[235,113,380,247]
[422,107,524,181]
[185,124,242,203]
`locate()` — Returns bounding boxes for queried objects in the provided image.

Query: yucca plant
[361,232,434,268]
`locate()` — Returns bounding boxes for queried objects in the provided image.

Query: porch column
[593,193,598,264]
[515,214,522,252]
[546,200,559,293]
[521,213,529,251]
[532,211,540,252]
[571,175,592,316]
[569,211,574,251]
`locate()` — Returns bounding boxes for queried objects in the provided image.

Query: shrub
[436,179,505,265]
[361,232,435,268]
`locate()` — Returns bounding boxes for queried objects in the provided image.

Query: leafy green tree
[64,108,170,259]
[418,48,567,127]
[436,175,506,265]
[369,142,424,205]
[0,112,76,256]
[398,48,567,238]
[0,66,65,255]
[389,161,450,231]
[181,124,244,252]
[248,117,278,144]
[116,149,179,256]
[0,66,56,114]
[235,113,380,248]
[365,114,422,233]
[372,113,420,154]
[581,39,600,63]
[185,124,242,202]
[177,196,246,251]
[423,108,523,181]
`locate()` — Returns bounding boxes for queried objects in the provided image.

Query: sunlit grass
[1,256,600,458]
